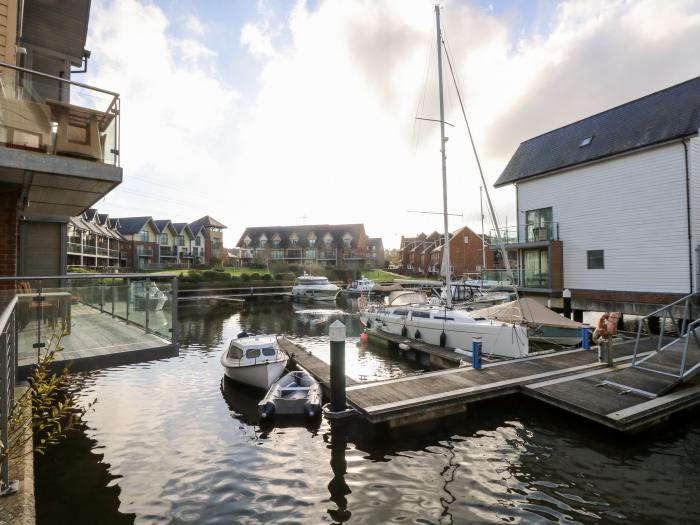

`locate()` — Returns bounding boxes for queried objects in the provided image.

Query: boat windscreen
[261,347,277,357]
[246,348,261,359]
[388,291,429,306]
[228,345,243,359]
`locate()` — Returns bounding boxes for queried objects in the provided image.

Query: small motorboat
[220,332,288,389]
[291,274,340,302]
[130,280,168,310]
[345,276,375,295]
[258,368,322,419]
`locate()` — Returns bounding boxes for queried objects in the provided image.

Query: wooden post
[563,288,572,319]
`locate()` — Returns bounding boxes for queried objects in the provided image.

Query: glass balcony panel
[0,65,119,166]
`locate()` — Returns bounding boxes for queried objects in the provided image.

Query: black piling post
[329,320,347,413]
[563,288,572,319]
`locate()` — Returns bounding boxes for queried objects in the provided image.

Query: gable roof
[237,224,367,249]
[189,215,227,232]
[115,217,155,235]
[84,208,98,221]
[153,219,178,235]
[495,76,700,187]
[172,222,194,237]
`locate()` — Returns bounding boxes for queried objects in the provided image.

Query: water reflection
[326,422,352,524]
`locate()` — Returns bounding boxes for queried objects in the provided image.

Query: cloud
[89,0,700,248]
[87,0,239,220]
[184,14,205,36]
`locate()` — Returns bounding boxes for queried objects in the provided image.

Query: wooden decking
[279,338,358,387]
[18,303,177,375]
[280,333,700,430]
[365,330,473,367]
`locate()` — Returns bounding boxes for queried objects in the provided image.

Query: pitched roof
[368,237,383,248]
[189,215,227,232]
[172,222,193,237]
[237,224,366,249]
[84,208,98,221]
[115,217,153,235]
[495,76,700,187]
[153,219,178,235]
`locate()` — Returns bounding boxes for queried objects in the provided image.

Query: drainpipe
[683,139,693,293]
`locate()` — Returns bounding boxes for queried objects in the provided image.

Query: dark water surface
[35,300,700,524]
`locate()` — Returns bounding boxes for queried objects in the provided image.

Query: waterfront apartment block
[67,209,124,269]
[398,226,493,278]
[0,0,122,278]
[236,224,382,270]
[494,76,700,316]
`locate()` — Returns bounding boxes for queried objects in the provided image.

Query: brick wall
[444,227,493,278]
[0,183,19,277]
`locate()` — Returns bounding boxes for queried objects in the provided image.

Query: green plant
[0,334,95,487]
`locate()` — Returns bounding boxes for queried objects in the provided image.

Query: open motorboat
[345,276,375,295]
[258,368,322,419]
[360,290,529,358]
[292,274,340,302]
[220,332,288,389]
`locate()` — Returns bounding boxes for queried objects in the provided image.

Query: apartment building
[67,209,124,270]
[398,226,492,278]
[494,76,700,317]
[0,0,122,278]
[189,216,226,262]
[236,224,378,270]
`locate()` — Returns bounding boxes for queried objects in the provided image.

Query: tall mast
[480,186,486,270]
[435,4,452,308]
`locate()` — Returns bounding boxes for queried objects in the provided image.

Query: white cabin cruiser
[360,291,529,358]
[292,274,340,302]
[130,280,167,310]
[220,333,288,389]
[346,276,375,295]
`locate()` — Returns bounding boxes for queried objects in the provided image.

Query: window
[525,207,553,242]
[246,348,261,359]
[196,236,202,247]
[587,250,604,269]
[139,230,149,242]
[464,236,469,244]
[579,135,593,147]
[271,249,284,259]
[262,347,277,357]
[177,235,185,246]
[228,345,243,359]
[159,233,168,245]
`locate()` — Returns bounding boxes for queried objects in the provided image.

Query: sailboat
[359,5,530,359]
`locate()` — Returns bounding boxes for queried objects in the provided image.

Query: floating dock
[281,333,700,431]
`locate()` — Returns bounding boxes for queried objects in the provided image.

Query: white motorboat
[258,368,322,419]
[220,333,288,389]
[130,280,167,310]
[346,276,375,295]
[291,274,340,302]
[360,291,529,358]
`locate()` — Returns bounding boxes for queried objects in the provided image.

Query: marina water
[35,299,700,524]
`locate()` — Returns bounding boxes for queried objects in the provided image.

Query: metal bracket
[32,342,45,349]
[600,380,657,399]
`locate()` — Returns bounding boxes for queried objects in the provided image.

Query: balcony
[137,248,153,257]
[159,246,177,258]
[343,250,366,260]
[317,249,337,260]
[491,222,560,246]
[109,249,120,258]
[285,249,303,260]
[0,63,122,216]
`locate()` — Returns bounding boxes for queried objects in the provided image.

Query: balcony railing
[490,222,560,245]
[0,62,120,166]
[317,250,337,260]
[159,246,177,258]
[285,249,303,259]
[137,248,153,257]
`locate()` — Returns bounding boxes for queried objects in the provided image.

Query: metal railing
[0,61,120,166]
[631,291,700,382]
[491,222,560,245]
[0,295,17,493]
[0,274,178,364]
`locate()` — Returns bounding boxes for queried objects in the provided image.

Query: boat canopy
[386,290,429,306]
[296,275,330,284]
[468,298,583,329]
[371,283,403,293]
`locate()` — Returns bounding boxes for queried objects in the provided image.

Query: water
[34,299,700,524]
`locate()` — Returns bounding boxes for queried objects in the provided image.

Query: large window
[159,233,168,245]
[139,230,149,242]
[271,249,284,259]
[525,207,553,242]
[523,249,549,287]
[177,235,185,246]
[587,250,604,269]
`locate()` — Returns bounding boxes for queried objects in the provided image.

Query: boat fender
[398,342,410,351]
[360,332,369,342]
[401,326,408,337]
[237,331,249,339]
[415,330,421,340]
[259,402,275,419]
[439,331,446,347]
[305,403,320,418]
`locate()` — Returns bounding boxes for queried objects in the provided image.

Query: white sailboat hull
[360,310,528,359]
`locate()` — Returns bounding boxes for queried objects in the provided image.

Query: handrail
[0,60,120,98]
[0,273,177,281]
[636,290,700,320]
[0,296,17,333]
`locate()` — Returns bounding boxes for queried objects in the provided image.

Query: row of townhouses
[66,209,226,270]
[398,226,493,278]
[236,224,385,270]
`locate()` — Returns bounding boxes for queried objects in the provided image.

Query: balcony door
[523,249,549,288]
[525,207,552,242]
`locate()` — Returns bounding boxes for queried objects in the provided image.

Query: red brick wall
[0,184,19,277]
[204,239,212,264]
[446,227,493,278]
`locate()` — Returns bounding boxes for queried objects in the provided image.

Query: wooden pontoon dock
[280,333,700,431]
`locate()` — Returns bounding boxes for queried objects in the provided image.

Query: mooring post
[582,324,590,350]
[562,288,572,319]
[329,320,347,412]
[472,336,482,369]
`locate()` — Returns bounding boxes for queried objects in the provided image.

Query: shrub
[261,273,272,281]
[241,274,251,282]
[203,270,218,280]
[250,272,261,279]
[215,272,231,281]
[214,267,225,273]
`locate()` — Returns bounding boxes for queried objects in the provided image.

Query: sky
[83,0,700,248]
